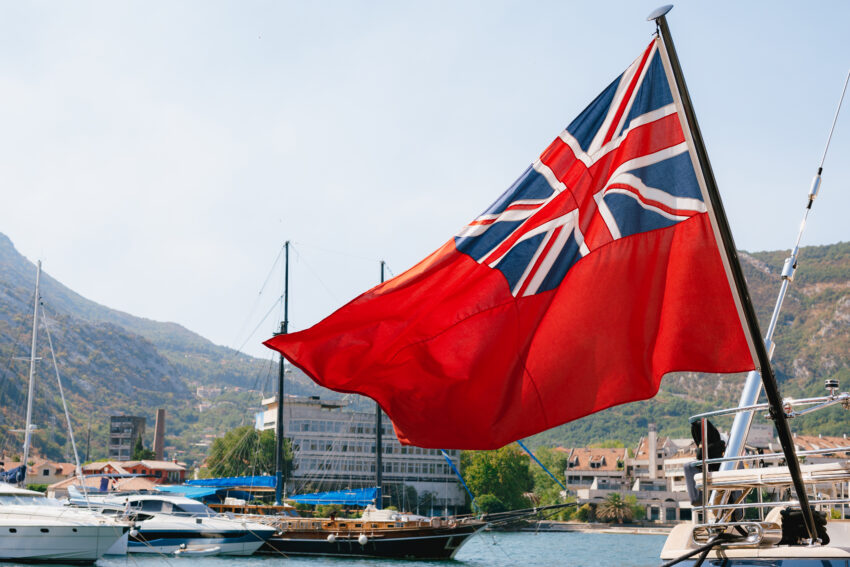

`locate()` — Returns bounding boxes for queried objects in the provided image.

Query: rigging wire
[289,243,340,305]
[817,69,849,170]
[516,440,566,490]
[233,296,284,355]
[231,242,395,358]
[39,302,83,478]
[293,241,382,264]
[441,449,479,514]
[229,244,286,350]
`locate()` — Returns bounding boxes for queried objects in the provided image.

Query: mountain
[0,232,329,466]
[2,230,849,465]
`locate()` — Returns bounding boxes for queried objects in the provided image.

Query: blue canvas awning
[287,487,377,507]
[155,484,255,503]
[156,485,221,499]
[184,476,276,489]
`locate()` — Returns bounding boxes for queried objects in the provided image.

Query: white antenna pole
[722,69,850,470]
[22,260,41,477]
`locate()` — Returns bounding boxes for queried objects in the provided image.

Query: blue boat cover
[0,465,26,484]
[156,485,255,503]
[288,487,377,506]
[184,476,276,489]
[156,485,221,499]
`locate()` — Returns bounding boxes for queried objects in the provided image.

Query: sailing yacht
[0,483,128,563]
[257,503,484,559]
[0,261,130,563]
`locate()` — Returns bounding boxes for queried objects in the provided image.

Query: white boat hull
[0,521,128,564]
[128,532,267,556]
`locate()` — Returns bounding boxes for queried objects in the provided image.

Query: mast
[722,70,849,469]
[650,5,817,540]
[274,241,290,505]
[375,260,385,509]
[22,260,41,478]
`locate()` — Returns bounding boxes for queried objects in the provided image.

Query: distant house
[0,459,76,486]
[787,433,850,463]
[47,475,159,499]
[82,460,186,484]
[559,447,630,491]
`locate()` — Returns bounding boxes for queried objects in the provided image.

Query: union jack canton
[455,39,706,297]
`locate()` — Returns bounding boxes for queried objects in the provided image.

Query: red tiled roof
[792,434,850,457]
[564,448,627,472]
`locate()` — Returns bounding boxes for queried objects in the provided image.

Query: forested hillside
[1,230,849,465]
[0,232,328,466]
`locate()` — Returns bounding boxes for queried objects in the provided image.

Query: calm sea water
[91,532,667,567]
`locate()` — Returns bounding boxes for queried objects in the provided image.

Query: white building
[258,395,465,511]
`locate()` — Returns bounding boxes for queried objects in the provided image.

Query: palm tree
[596,493,633,524]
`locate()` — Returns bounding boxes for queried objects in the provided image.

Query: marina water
[92,532,667,567]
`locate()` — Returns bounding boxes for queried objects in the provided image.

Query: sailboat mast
[375,260,385,509]
[275,241,290,506]
[651,6,817,540]
[22,260,41,477]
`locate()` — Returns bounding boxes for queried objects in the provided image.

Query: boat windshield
[130,499,215,517]
[173,502,216,517]
[0,494,62,506]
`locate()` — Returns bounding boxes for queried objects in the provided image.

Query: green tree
[474,494,507,514]
[576,503,594,522]
[596,493,633,524]
[203,425,292,480]
[462,445,533,511]
[625,494,645,520]
[132,436,156,460]
[529,448,567,500]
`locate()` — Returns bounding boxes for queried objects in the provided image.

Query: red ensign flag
[265,39,754,449]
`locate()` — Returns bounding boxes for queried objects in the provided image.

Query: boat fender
[358,534,368,545]
[129,528,139,538]
[327,533,336,543]
[448,519,456,528]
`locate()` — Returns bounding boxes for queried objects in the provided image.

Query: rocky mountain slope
[0,232,324,465]
[2,230,849,464]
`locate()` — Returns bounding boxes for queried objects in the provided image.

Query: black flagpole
[274,241,290,506]
[649,5,817,540]
[375,260,385,509]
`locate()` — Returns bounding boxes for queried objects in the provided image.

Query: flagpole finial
[647,5,673,21]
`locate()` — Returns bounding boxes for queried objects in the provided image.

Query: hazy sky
[1,1,848,360]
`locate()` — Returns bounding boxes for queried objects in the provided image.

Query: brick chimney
[648,423,658,479]
[153,409,166,461]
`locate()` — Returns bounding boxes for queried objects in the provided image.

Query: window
[42,469,50,477]
[137,500,163,513]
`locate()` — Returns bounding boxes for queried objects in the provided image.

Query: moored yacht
[0,482,128,564]
[258,504,485,559]
[69,491,275,555]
